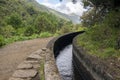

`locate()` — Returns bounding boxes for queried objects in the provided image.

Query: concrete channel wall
[53,31,84,58]
[72,35,113,80]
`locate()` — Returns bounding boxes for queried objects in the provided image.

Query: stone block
[9,77,31,80]
[33,49,42,55]
[27,54,42,60]
[17,63,33,69]
[33,64,40,69]
[13,70,37,78]
[24,60,39,64]
[9,77,24,80]
[42,48,47,51]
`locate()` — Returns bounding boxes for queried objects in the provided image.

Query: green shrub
[61,26,71,33]
[101,48,116,58]
[0,25,15,38]
[28,34,39,39]
[6,13,22,29]
[54,33,60,37]
[0,35,5,47]
[39,63,45,80]
[24,26,36,36]
[72,24,87,31]
[40,32,52,38]
[104,11,120,28]
[16,28,26,36]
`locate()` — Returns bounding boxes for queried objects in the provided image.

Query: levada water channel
[54,31,85,80]
[56,44,73,80]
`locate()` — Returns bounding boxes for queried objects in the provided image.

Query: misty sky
[35,0,86,16]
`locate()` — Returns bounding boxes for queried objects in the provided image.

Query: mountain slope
[25,0,70,21]
[49,9,80,24]
[25,0,80,23]
[0,0,70,47]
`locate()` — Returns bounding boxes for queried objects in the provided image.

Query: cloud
[44,0,48,2]
[40,0,85,16]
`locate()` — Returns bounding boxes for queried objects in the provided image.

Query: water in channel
[56,45,73,80]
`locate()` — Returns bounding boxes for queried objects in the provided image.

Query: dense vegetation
[74,0,120,58]
[0,0,77,47]
[77,11,120,58]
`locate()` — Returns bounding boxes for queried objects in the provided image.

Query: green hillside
[0,0,74,47]
[24,0,80,23]
[77,0,120,58]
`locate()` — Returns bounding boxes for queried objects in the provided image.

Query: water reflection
[56,45,73,80]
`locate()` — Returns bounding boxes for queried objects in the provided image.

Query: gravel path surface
[0,37,52,80]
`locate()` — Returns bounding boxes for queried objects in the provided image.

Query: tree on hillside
[26,5,38,16]
[77,0,119,27]
[72,0,120,8]
[34,14,56,33]
[6,13,22,29]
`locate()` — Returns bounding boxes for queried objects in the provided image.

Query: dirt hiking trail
[0,37,52,80]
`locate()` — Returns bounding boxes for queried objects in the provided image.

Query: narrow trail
[0,37,52,80]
